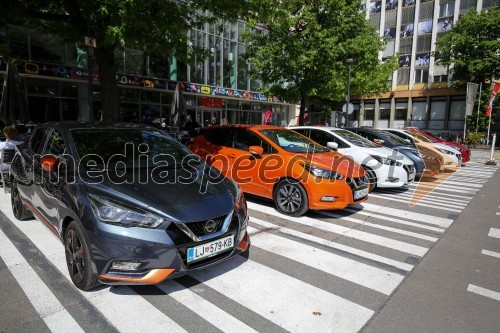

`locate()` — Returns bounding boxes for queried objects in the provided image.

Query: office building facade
[349,0,499,135]
[0,20,292,127]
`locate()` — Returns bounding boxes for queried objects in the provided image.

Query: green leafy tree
[0,0,247,121]
[244,0,398,125]
[434,9,500,132]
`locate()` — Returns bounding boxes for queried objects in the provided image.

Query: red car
[405,127,470,163]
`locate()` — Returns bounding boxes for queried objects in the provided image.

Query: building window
[434,74,448,82]
[439,1,455,17]
[415,69,429,83]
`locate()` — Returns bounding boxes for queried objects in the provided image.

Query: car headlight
[439,148,454,155]
[408,148,421,157]
[370,155,403,166]
[302,164,344,180]
[88,194,164,228]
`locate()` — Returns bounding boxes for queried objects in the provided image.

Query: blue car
[10,122,249,290]
[347,128,425,180]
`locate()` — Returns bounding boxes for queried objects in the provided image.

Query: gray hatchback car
[10,122,249,290]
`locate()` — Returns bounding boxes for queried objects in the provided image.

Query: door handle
[227,154,236,158]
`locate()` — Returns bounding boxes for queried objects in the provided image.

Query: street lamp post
[344,58,354,127]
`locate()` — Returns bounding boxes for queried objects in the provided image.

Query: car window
[290,128,309,137]
[201,128,233,147]
[233,129,274,154]
[331,129,378,148]
[44,129,67,156]
[71,128,193,170]
[259,129,329,153]
[309,129,344,148]
[30,128,49,155]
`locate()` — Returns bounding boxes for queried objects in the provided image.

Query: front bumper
[90,212,249,286]
[374,164,411,188]
[305,176,368,210]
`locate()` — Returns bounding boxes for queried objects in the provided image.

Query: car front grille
[347,176,368,190]
[184,215,226,237]
[166,212,243,268]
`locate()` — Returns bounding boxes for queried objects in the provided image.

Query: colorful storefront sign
[3,59,284,104]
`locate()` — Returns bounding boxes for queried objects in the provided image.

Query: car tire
[273,179,309,217]
[64,221,100,291]
[11,178,33,221]
[363,167,377,192]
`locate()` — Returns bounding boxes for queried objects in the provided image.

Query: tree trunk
[94,45,119,122]
[298,96,306,126]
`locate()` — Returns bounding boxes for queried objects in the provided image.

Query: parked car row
[8,122,470,291]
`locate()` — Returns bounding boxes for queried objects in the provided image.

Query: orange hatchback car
[188,125,368,216]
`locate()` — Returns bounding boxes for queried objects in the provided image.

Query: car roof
[287,126,342,131]
[33,121,160,131]
[202,124,284,131]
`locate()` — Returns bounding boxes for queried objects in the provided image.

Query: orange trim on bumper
[99,268,175,284]
[237,232,249,251]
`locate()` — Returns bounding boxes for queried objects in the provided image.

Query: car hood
[358,146,413,165]
[435,143,460,154]
[82,165,236,222]
[297,151,365,178]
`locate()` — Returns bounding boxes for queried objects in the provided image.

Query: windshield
[71,128,195,170]
[331,129,378,148]
[373,130,413,146]
[410,131,434,143]
[259,129,329,153]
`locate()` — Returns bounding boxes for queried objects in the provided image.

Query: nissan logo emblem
[204,220,218,233]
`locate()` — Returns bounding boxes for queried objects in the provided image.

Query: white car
[288,126,415,191]
[383,128,462,165]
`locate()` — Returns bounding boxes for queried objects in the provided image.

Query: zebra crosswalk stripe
[247,202,429,256]
[0,227,84,333]
[247,225,405,295]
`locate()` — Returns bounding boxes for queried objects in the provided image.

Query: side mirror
[326,142,338,150]
[249,146,264,158]
[41,155,59,172]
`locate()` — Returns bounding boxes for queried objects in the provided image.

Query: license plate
[354,188,368,200]
[187,235,234,263]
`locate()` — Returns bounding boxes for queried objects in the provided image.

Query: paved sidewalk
[363,165,500,333]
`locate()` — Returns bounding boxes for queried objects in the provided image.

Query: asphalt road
[0,149,499,332]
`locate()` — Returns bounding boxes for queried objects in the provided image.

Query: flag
[485,81,500,117]
[465,82,479,116]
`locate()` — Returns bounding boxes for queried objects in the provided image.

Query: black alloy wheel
[65,221,100,291]
[273,179,309,217]
[11,178,33,220]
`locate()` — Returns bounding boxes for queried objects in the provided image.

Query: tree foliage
[0,0,247,121]
[244,0,398,125]
[434,8,500,86]
[434,9,500,131]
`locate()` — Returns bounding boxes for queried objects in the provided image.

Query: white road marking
[191,256,375,333]
[367,194,463,213]
[370,193,467,209]
[487,228,500,239]
[250,217,414,271]
[467,284,500,302]
[343,208,446,233]
[481,250,500,260]
[4,212,188,333]
[248,202,429,256]
[378,191,469,205]
[0,228,84,333]
[356,202,453,228]
[247,226,404,295]
[157,281,259,333]
[319,211,439,242]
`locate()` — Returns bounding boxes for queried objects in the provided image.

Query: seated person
[0,126,22,171]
